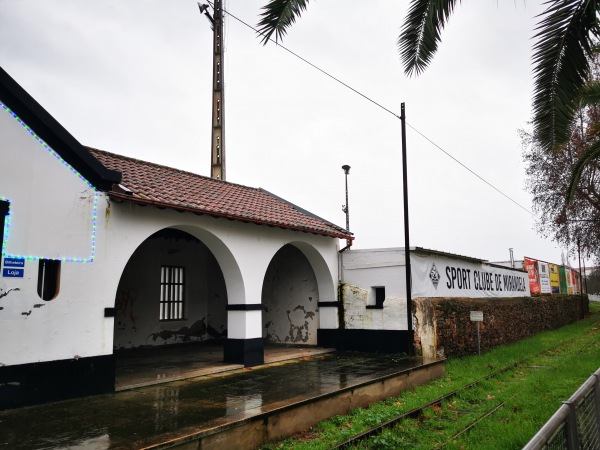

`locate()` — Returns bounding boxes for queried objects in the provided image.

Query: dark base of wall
[318,329,412,354]
[0,355,115,411]
[224,338,264,367]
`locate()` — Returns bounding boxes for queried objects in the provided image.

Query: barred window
[160,266,185,320]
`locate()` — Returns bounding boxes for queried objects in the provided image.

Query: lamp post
[342,165,351,248]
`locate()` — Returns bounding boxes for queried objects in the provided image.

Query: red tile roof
[88,148,352,240]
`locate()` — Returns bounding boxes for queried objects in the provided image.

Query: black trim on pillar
[224,338,264,367]
[226,304,262,311]
[317,329,412,354]
[317,301,340,308]
[317,329,339,348]
[0,354,115,411]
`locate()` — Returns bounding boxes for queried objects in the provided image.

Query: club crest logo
[429,263,440,288]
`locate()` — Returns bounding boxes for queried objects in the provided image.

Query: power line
[214,3,533,216]
[406,125,533,215]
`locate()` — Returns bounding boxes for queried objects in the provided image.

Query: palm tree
[258,0,599,155]
[567,79,600,201]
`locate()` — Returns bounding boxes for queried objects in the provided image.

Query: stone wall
[413,295,589,358]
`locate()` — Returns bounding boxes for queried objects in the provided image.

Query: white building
[0,66,352,409]
[338,247,530,352]
[0,65,532,411]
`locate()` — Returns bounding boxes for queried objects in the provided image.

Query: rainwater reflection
[0,353,433,449]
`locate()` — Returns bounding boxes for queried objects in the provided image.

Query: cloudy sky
[1,0,582,266]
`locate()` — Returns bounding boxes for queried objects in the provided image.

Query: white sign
[411,253,531,298]
[539,261,551,294]
[470,311,483,321]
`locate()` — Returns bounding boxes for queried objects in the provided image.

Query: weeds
[262,303,600,449]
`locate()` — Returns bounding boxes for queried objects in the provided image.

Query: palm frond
[567,138,600,202]
[398,0,460,76]
[531,0,599,153]
[257,0,310,45]
[578,80,600,107]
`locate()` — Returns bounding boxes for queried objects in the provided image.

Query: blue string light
[0,102,98,263]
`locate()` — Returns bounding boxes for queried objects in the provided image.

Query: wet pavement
[115,343,334,390]
[0,352,437,449]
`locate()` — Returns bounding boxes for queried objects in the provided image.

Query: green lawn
[262,302,600,450]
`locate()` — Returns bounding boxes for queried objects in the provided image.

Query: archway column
[224,305,264,366]
[287,242,340,348]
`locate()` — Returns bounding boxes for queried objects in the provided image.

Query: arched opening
[262,244,320,345]
[113,228,232,388]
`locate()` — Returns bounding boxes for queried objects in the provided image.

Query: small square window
[366,286,385,309]
[160,266,185,320]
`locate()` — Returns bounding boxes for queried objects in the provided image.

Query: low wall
[413,295,589,358]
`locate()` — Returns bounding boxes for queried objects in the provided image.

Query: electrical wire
[208,2,533,216]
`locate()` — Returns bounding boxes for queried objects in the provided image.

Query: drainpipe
[338,241,352,284]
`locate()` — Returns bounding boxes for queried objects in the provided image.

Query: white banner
[411,253,530,298]
[539,261,551,294]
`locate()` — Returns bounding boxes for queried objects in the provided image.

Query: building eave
[0,66,121,191]
[107,191,354,240]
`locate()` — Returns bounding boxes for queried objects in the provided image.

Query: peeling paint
[285,306,312,343]
[262,245,319,345]
[148,318,211,343]
[0,287,20,300]
[113,233,228,349]
[207,324,227,338]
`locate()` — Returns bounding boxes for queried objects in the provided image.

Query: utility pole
[400,103,414,355]
[199,1,226,180]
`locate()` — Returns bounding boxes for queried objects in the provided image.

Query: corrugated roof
[88,148,352,240]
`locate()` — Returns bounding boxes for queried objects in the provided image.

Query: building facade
[0,67,351,409]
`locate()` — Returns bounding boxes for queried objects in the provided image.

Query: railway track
[329,347,564,449]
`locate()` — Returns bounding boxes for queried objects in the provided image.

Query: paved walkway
[0,352,434,449]
[115,343,334,390]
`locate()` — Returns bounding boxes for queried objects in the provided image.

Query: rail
[522,368,600,450]
[330,352,551,449]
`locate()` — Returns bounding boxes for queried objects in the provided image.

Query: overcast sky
[1,0,584,266]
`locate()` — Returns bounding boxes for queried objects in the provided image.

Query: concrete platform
[116,343,335,390]
[0,352,445,450]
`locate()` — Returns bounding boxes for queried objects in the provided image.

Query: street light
[342,165,351,248]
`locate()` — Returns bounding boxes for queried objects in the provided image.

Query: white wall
[0,96,341,367]
[0,102,108,367]
[0,105,96,260]
[340,248,531,332]
[262,244,319,345]
[341,248,408,331]
[1,182,340,366]
[113,232,227,349]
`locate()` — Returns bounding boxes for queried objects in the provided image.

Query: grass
[261,302,600,449]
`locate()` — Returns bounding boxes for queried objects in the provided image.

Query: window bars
[160,266,185,321]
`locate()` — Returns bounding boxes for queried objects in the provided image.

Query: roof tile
[88,148,352,240]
